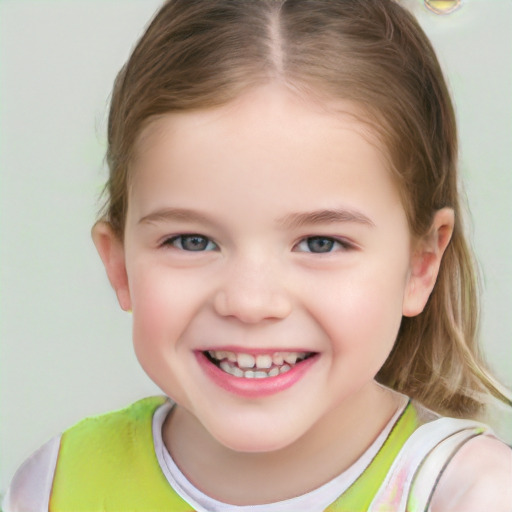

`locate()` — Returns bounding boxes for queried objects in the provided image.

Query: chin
[220,435,293,454]
[207,419,305,454]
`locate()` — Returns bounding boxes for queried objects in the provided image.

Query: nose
[213,256,292,324]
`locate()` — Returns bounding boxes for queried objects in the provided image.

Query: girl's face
[101,85,434,452]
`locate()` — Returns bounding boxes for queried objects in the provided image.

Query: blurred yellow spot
[424,0,462,15]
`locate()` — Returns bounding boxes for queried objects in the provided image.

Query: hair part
[102,0,510,417]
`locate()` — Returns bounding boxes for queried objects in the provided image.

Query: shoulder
[430,435,512,512]
[3,397,168,512]
[57,396,168,461]
[70,395,168,434]
[3,435,61,512]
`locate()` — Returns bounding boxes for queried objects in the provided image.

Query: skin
[431,435,512,511]
[93,85,511,508]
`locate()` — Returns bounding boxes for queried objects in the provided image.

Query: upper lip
[197,346,317,355]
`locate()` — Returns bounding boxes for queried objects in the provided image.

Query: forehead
[133,84,387,168]
[127,85,401,220]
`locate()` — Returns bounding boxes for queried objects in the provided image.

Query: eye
[163,234,217,251]
[295,236,352,254]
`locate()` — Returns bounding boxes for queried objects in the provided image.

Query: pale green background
[1,0,511,494]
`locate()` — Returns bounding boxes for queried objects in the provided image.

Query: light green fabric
[326,402,418,511]
[50,396,194,511]
[50,396,418,511]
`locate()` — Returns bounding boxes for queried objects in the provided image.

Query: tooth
[284,353,298,365]
[268,367,280,377]
[272,353,284,365]
[215,351,228,360]
[220,361,231,373]
[232,366,244,378]
[254,371,268,379]
[225,363,241,378]
[244,370,255,378]
[226,351,237,362]
[237,353,255,369]
[280,364,291,374]
[256,355,272,369]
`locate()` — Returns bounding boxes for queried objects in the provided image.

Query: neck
[163,383,401,505]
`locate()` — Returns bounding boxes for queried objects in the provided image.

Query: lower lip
[196,351,318,398]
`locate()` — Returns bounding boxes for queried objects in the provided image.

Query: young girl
[4,0,511,510]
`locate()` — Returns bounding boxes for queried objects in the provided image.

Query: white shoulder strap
[368,417,490,512]
[2,435,61,512]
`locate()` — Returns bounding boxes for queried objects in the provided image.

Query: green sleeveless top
[46,396,436,511]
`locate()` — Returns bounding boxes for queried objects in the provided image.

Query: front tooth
[256,355,272,369]
[272,353,284,365]
[244,370,255,378]
[284,353,298,365]
[280,364,291,374]
[237,353,255,369]
[254,371,268,379]
[226,351,237,362]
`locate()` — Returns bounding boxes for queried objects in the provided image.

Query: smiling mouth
[203,350,316,379]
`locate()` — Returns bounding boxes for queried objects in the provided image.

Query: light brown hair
[102,0,510,417]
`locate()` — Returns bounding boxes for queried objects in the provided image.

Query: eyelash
[162,234,218,252]
[294,236,354,254]
[161,234,353,254]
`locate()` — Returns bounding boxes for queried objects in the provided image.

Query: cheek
[128,265,211,348]
[310,266,408,359]
[131,277,169,344]
[127,267,197,400]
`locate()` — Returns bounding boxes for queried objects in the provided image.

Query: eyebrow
[278,208,375,229]
[138,208,214,226]
[138,207,375,229]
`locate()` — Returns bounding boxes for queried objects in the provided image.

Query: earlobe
[403,208,454,317]
[91,221,132,311]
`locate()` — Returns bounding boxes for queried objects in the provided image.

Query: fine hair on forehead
[103,0,510,416]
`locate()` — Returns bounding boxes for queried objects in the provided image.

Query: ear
[402,208,454,317]
[91,221,132,311]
